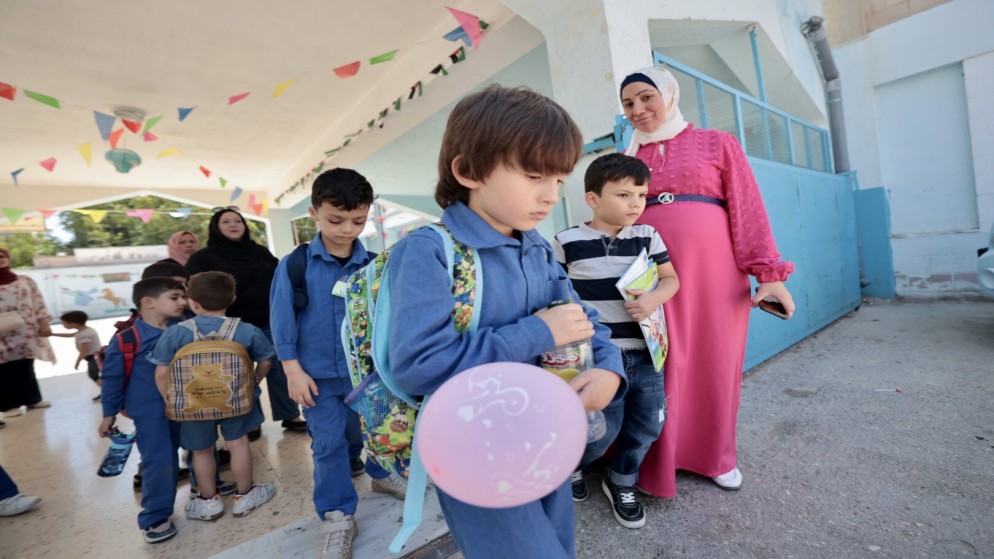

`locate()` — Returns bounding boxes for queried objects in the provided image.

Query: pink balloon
[417,362,587,508]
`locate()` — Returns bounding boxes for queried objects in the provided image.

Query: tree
[0,232,64,268]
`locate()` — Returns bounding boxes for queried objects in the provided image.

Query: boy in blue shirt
[97,277,187,544]
[269,168,404,559]
[151,271,276,520]
[553,153,680,529]
[386,85,627,559]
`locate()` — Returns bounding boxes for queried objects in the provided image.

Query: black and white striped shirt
[553,223,669,349]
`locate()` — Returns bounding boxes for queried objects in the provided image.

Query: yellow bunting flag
[75,209,108,224]
[76,142,92,165]
[157,148,182,159]
[272,80,295,98]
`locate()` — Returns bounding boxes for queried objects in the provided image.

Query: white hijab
[621,66,689,156]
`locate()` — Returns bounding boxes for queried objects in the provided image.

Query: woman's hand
[752,281,796,319]
[568,368,621,412]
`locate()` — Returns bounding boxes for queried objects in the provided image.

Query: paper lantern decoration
[105,148,142,174]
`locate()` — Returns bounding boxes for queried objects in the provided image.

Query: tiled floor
[0,364,448,559]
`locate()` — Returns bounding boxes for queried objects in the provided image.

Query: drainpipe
[802,16,849,173]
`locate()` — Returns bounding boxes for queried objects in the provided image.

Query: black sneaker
[133,464,143,491]
[350,457,365,478]
[570,469,588,502]
[601,478,645,529]
[143,519,177,544]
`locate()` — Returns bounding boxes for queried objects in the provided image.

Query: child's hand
[568,368,621,412]
[534,303,594,347]
[623,289,657,322]
[284,360,318,407]
[98,416,116,438]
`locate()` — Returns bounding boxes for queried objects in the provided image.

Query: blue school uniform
[269,234,387,519]
[100,317,180,530]
[387,201,626,558]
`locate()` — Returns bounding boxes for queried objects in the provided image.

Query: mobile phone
[757,298,789,320]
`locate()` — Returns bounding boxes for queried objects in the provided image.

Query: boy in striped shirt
[552,153,679,529]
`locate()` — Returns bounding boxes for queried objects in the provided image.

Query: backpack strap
[115,327,141,392]
[388,222,485,554]
[287,243,310,319]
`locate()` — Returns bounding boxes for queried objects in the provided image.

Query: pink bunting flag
[39,209,57,219]
[0,81,15,101]
[122,119,142,133]
[447,7,483,48]
[228,92,250,105]
[109,128,124,149]
[199,166,211,178]
[143,132,158,142]
[333,61,361,78]
[39,158,57,172]
[125,209,155,223]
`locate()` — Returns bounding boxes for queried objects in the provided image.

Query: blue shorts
[179,404,264,450]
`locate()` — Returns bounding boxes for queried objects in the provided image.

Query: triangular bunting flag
[228,92,250,105]
[369,50,398,65]
[367,119,375,128]
[378,108,388,120]
[0,82,16,101]
[143,132,158,142]
[333,61,361,78]
[199,166,211,178]
[325,147,342,157]
[273,80,295,98]
[230,186,243,202]
[447,7,483,48]
[93,111,116,140]
[247,194,265,216]
[219,177,228,188]
[109,128,124,149]
[76,143,93,165]
[11,168,24,187]
[157,148,182,159]
[39,209,57,219]
[313,162,324,174]
[143,115,163,133]
[168,207,192,218]
[2,208,25,224]
[178,107,195,122]
[450,47,466,64]
[393,97,402,111]
[408,81,423,99]
[125,209,155,223]
[76,209,108,224]
[430,64,448,76]
[39,158,57,172]
[122,119,142,133]
[343,138,351,147]
[443,26,472,47]
[23,90,60,109]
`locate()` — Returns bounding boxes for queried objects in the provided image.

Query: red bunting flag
[39,209,57,219]
[228,92,250,105]
[122,119,142,133]
[199,166,211,178]
[39,157,57,172]
[109,128,124,148]
[0,82,15,101]
[333,61,361,78]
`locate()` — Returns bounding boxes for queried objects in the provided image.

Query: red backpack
[96,310,140,386]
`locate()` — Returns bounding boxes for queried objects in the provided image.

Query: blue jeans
[581,349,665,487]
[0,463,18,500]
[133,416,181,529]
[303,379,388,519]
[437,481,575,559]
[260,326,302,422]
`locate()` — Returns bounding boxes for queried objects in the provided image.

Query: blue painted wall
[744,159,862,371]
[854,186,896,299]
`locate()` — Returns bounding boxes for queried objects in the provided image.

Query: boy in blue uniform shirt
[98,277,187,544]
[386,85,627,558]
[269,168,404,559]
[553,153,680,529]
[151,271,276,520]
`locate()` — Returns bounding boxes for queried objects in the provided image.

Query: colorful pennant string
[23,90,60,109]
[228,92,251,105]
[39,158,57,172]
[124,209,155,223]
[369,50,398,65]
[93,111,116,140]
[76,142,92,165]
[2,208,25,224]
[177,107,195,122]
[0,82,15,101]
[272,80,295,98]
[109,128,124,149]
[334,61,361,78]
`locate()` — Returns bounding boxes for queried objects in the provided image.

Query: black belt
[645,193,726,209]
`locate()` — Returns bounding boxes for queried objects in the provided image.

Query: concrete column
[267,208,299,257]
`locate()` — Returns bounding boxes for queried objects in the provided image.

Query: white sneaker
[370,474,407,500]
[0,494,41,516]
[712,467,743,490]
[320,510,357,559]
[185,494,224,521]
[231,482,275,517]
[3,408,23,418]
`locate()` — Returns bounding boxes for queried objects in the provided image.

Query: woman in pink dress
[620,67,796,497]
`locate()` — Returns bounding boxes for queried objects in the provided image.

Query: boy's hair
[312,168,376,211]
[186,271,236,312]
[142,260,189,280]
[132,277,185,309]
[435,84,583,209]
[60,310,88,325]
[584,153,652,195]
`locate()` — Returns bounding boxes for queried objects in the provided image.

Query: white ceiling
[0,0,511,203]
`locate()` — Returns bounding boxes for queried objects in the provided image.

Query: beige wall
[825,0,953,46]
